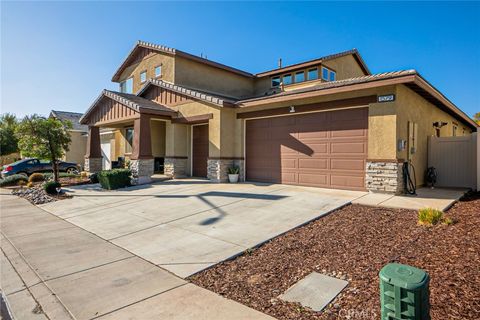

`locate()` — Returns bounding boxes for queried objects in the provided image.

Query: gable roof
[80,89,177,125]
[50,110,88,131]
[138,79,238,107]
[111,40,254,82]
[238,70,477,130]
[255,49,370,77]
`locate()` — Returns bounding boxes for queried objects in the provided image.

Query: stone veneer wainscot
[365,160,404,194]
[207,159,245,182]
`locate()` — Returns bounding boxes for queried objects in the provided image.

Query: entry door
[245,108,368,191]
[101,142,111,170]
[192,125,208,177]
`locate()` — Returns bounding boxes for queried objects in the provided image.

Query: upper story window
[283,74,292,85]
[321,67,336,81]
[155,65,162,78]
[120,77,133,94]
[271,76,281,87]
[140,71,147,83]
[307,68,318,81]
[295,71,305,83]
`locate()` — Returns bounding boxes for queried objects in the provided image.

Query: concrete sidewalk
[0,194,274,320]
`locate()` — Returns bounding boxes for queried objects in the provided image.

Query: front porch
[80,90,230,185]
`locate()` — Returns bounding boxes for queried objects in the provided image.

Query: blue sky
[1,1,479,118]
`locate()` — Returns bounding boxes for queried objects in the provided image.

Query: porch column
[130,115,154,185]
[84,126,102,173]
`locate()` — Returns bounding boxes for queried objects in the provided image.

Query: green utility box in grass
[379,263,430,320]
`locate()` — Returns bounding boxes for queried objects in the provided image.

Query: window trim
[294,70,305,83]
[140,70,147,83]
[120,77,134,94]
[154,65,162,78]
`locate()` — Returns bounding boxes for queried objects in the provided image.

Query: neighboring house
[50,110,88,168]
[80,40,477,192]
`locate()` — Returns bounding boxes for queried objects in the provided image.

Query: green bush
[228,166,240,174]
[97,169,131,190]
[44,181,61,194]
[28,173,45,183]
[418,208,443,225]
[0,174,28,187]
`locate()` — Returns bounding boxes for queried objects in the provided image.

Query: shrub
[418,208,444,225]
[26,182,34,188]
[29,173,44,183]
[97,169,131,190]
[228,166,240,175]
[44,181,61,195]
[80,171,88,178]
[0,174,28,187]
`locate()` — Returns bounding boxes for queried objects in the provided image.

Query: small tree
[474,112,480,125]
[0,113,19,155]
[16,115,72,182]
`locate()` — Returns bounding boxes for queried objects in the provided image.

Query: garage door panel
[331,142,367,154]
[298,158,328,170]
[331,159,365,170]
[246,107,368,191]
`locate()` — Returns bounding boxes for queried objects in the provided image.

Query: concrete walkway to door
[39,179,366,278]
[0,192,275,320]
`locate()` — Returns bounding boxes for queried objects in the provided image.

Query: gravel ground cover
[190,192,480,320]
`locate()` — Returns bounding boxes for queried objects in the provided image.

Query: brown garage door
[192,124,208,177]
[245,108,368,191]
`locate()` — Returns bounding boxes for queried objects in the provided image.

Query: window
[321,67,336,81]
[125,127,134,153]
[307,68,318,81]
[271,76,281,87]
[155,65,162,78]
[120,78,133,94]
[140,71,147,83]
[295,71,305,83]
[283,74,292,85]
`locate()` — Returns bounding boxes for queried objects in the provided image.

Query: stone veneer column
[365,160,404,194]
[84,126,102,173]
[207,158,245,182]
[164,157,188,178]
[130,115,154,185]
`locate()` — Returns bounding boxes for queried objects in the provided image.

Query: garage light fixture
[432,121,448,128]
[289,106,295,113]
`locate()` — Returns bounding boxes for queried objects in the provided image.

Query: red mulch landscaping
[190,192,480,320]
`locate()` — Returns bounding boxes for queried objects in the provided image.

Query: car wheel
[66,167,78,174]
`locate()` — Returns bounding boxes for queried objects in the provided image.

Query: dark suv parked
[1,158,79,178]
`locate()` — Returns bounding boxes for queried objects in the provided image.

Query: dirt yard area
[190,192,480,320]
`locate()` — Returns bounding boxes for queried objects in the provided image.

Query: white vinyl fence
[428,133,478,190]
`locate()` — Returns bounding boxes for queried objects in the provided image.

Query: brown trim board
[237,95,376,119]
[172,114,213,125]
[208,157,245,160]
[165,156,188,159]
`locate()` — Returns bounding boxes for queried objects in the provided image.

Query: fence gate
[428,133,478,189]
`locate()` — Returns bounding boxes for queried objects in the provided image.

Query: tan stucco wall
[174,56,254,99]
[322,54,367,79]
[395,84,473,186]
[64,131,87,167]
[118,53,175,94]
[151,120,166,157]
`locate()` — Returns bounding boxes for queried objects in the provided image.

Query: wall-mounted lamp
[432,121,448,128]
[289,106,295,113]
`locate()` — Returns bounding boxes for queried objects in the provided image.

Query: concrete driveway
[40,179,366,278]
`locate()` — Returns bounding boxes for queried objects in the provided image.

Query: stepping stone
[279,272,348,312]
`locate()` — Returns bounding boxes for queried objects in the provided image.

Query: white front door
[101,142,111,170]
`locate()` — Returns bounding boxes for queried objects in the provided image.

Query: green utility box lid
[379,263,429,290]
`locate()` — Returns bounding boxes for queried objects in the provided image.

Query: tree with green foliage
[0,113,19,155]
[474,112,480,125]
[16,115,72,182]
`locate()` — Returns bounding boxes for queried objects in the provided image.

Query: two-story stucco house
[80,40,477,193]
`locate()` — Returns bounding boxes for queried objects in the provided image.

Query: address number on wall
[377,94,396,102]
